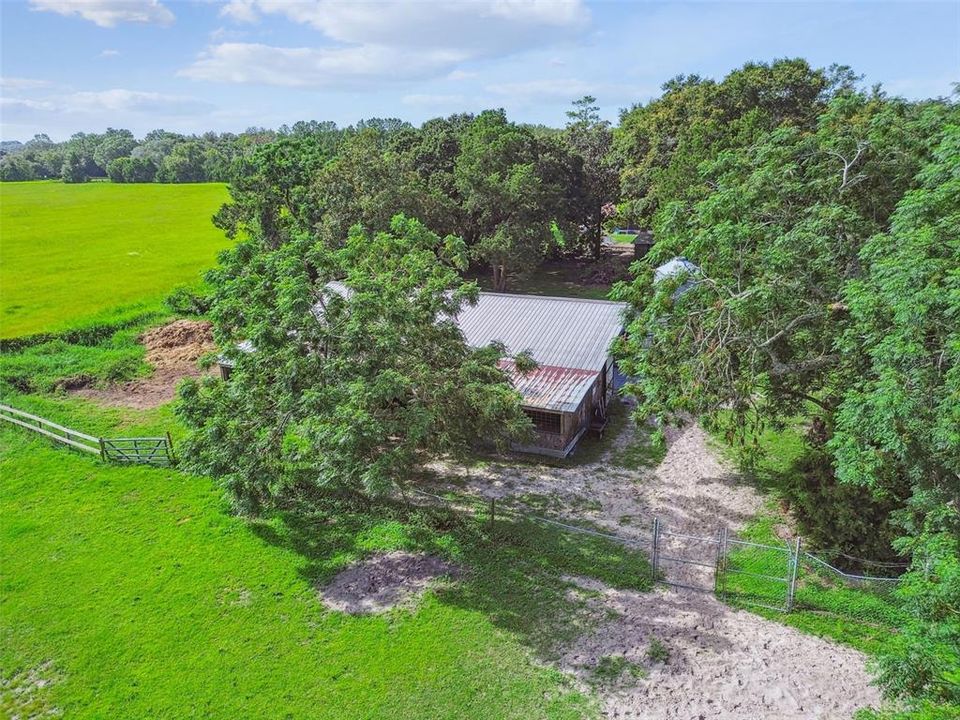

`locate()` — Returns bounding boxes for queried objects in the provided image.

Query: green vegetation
[608,232,637,245]
[1,392,652,718]
[589,655,646,685]
[710,420,909,655]
[469,258,617,300]
[0,181,229,338]
[613,59,958,714]
[179,214,537,507]
[645,639,669,663]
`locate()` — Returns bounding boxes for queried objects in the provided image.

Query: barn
[456,292,627,457]
[218,287,627,459]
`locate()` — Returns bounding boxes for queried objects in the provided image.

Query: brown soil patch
[318,551,460,614]
[71,319,214,410]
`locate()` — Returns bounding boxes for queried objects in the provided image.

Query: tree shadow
[249,489,653,660]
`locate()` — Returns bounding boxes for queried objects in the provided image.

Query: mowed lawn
[0,182,230,338]
[1,423,600,719]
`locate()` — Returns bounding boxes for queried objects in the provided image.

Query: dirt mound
[71,319,215,410]
[319,552,460,614]
[142,319,214,368]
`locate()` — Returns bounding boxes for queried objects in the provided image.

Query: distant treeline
[0,121,391,185]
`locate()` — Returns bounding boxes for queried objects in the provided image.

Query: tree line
[610,61,958,719]
[175,58,956,718]
[7,58,957,717]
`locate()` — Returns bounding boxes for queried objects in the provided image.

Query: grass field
[607,232,638,245]
[0,182,230,339]
[0,330,652,719]
[0,390,653,719]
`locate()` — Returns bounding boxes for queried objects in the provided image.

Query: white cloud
[0,77,52,90]
[219,0,258,24]
[186,0,590,88]
[100,49,121,57]
[226,0,587,49]
[67,89,213,115]
[29,0,174,28]
[2,89,213,119]
[1,97,59,113]
[447,70,478,81]
[181,42,467,89]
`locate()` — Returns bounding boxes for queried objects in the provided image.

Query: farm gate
[652,518,800,611]
[0,403,176,467]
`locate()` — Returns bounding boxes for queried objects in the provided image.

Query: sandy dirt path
[434,412,881,719]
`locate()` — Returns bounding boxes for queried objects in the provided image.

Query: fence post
[717,526,728,600]
[489,498,496,533]
[713,525,725,595]
[98,437,107,462]
[651,517,660,583]
[165,431,176,465]
[786,536,802,612]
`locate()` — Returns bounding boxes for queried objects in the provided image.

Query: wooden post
[713,526,725,595]
[98,437,107,462]
[717,526,729,601]
[489,498,496,533]
[165,431,176,465]
[786,536,802,612]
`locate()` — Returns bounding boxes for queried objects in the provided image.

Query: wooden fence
[0,403,175,467]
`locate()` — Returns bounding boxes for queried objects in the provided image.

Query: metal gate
[100,435,176,467]
[718,532,799,611]
[652,519,799,610]
[652,518,722,592]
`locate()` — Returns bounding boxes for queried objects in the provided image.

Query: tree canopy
[177,214,533,512]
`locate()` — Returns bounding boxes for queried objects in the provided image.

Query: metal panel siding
[457,293,627,372]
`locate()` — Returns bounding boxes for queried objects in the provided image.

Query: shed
[218,288,628,458]
[455,292,627,457]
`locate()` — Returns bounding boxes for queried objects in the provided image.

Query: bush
[164,285,212,316]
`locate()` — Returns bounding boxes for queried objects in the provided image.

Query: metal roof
[654,257,699,283]
[499,359,598,413]
[456,292,626,371]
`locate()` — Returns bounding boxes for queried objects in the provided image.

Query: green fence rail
[0,403,175,467]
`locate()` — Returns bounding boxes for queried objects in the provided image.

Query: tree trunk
[491,264,507,292]
[592,204,603,261]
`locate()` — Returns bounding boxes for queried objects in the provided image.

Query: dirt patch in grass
[70,319,214,409]
[318,551,461,615]
[0,660,61,720]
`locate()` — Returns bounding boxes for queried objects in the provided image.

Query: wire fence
[408,486,906,618]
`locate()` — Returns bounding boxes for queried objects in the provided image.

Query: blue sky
[1,0,957,141]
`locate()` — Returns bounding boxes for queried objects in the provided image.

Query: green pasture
[0,182,229,339]
[0,330,653,719]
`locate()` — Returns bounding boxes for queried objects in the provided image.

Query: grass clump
[646,639,669,663]
[589,655,646,686]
